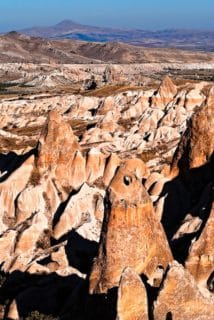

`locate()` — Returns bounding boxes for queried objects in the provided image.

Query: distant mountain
[1,31,214,64]
[19,20,214,52]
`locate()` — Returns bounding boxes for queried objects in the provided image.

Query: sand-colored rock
[116,267,149,320]
[152,76,177,109]
[103,153,121,187]
[86,148,106,185]
[89,159,172,294]
[16,184,47,224]
[0,155,34,233]
[37,110,84,197]
[154,261,214,320]
[14,212,48,255]
[185,203,214,295]
[171,87,214,176]
[53,183,104,241]
[185,87,205,112]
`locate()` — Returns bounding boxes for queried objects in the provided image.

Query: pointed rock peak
[154,261,214,320]
[47,109,64,123]
[35,110,85,198]
[152,76,177,108]
[109,158,150,206]
[37,110,80,172]
[171,87,214,175]
[117,267,149,320]
[159,75,177,96]
[186,203,214,294]
[159,76,177,91]
[89,158,172,294]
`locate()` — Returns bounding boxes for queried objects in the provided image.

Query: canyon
[0,36,213,319]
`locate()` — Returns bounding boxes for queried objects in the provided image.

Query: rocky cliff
[0,76,213,319]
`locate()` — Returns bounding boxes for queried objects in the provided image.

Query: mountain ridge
[16,19,214,52]
[1,31,214,65]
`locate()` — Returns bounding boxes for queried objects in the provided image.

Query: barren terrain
[0,37,213,319]
[20,20,214,52]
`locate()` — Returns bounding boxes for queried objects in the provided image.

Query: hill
[1,31,214,64]
[19,19,214,52]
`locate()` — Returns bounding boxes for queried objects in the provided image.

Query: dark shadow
[166,311,173,320]
[0,270,118,320]
[160,152,214,263]
[140,265,171,320]
[52,188,80,229]
[84,287,118,320]
[52,230,98,275]
[207,271,214,293]
[140,273,158,320]
[0,270,85,319]
[0,149,36,183]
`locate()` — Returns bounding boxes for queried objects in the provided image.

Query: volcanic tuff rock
[154,261,214,320]
[36,110,84,198]
[171,86,214,176]
[89,158,172,294]
[0,74,214,319]
[186,203,214,296]
[116,267,149,320]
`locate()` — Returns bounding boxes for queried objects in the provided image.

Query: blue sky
[0,0,213,32]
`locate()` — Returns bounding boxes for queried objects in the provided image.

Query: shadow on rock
[0,149,36,182]
[0,271,85,319]
[160,152,214,263]
[52,230,98,275]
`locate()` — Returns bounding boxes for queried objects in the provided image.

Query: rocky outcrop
[186,203,214,296]
[37,110,85,198]
[152,76,177,109]
[117,267,149,320]
[0,155,34,233]
[0,76,214,319]
[154,261,214,320]
[53,183,104,241]
[171,86,214,176]
[89,159,172,294]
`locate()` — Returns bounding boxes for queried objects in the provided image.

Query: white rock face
[53,183,104,242]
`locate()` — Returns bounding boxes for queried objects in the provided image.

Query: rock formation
[89,158,172,294]
[186,203,214,296]
[171,86,214,177]
[0,74,213,319]
[116,267,149,320]
[154,261,214,320]
[37,110,85,198]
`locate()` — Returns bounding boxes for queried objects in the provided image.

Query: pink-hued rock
[117,267,149,320]
[0,155,34,233]
[37,110,85,197]
[86,148,106,184]
[152,76,177,109]
[154,261,214,320]
[53,183,104,241]
[89,159,172,294]
[186,203,214,295]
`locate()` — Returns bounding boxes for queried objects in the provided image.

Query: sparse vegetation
[82,84,143,97]
[24,311,59,320]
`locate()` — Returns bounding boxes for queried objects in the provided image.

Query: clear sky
[0,0,213,32]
